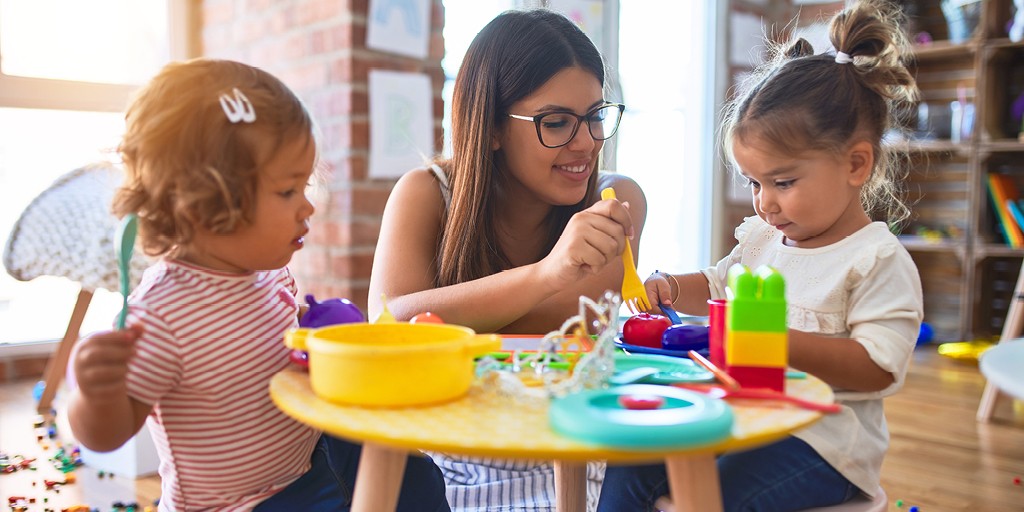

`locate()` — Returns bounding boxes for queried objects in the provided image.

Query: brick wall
[201,0,446,311]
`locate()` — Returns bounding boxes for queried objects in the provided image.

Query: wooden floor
[0,377,161,509]
[0,346,1022,511]
[881,348,1024,512]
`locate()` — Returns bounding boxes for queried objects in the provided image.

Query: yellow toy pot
[285,323,500,407]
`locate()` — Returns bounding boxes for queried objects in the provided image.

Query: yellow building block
[725,330,787,367]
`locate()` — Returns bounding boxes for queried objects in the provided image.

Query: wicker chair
[3,162,148,413]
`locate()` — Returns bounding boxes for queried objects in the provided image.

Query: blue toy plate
[549,384,734,448]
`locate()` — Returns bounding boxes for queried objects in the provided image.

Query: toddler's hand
[644,272,673,307]
[72,326,142,404]
[540,198,633,289]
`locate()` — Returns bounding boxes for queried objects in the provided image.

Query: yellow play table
[270,368,833,512]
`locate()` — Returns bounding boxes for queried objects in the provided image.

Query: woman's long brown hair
[435,9,606,287]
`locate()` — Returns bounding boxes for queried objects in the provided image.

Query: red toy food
[410,312,445,324]
[622,313,672,348]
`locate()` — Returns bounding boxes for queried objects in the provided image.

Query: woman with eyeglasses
[369,8,645,334]
[367,8,646,511]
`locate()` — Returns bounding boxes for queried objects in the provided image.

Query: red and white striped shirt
[124,260,318,511]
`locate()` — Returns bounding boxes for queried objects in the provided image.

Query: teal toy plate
[613,353,715,385]
[549,384,734,448]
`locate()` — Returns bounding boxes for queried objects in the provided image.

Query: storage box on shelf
[974,256,1022,336]
[896,0,1024,342]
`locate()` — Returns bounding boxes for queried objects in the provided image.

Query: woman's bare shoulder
[389,166,446,209]
[597,171,645,206]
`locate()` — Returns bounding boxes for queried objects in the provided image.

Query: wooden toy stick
[688,350,740,390]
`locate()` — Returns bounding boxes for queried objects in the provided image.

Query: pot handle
[464,334,502,356]
[285,328,310,351]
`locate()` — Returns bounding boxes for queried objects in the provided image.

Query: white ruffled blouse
[701,216,923,497]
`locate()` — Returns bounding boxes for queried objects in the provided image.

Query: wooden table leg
[37,288,93,414]
[554,460,587,512]
[664,454,722,512]
[351,442,407,512]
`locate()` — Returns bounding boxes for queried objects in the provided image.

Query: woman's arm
[368,169,643,333]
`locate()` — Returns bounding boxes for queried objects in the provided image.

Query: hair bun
[785,38,815,59]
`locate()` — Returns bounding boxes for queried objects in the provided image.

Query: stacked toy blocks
[725,264,787,392]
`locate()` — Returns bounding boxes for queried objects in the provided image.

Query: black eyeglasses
[507,103,625,149]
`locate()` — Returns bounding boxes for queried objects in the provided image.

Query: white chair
[977,259,1024,422]
[654,487,887,512]
[3,162,148,413]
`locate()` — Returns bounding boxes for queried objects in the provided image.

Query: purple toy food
[290,294,366,368]
[661,324,710,352]
[300,294,365,327]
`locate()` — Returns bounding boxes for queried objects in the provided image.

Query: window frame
[0,1,198,353]
[0,1,199,112]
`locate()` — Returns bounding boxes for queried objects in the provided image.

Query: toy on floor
[937,339,995,361]
[724,264,787,393]
[917,322,934,345]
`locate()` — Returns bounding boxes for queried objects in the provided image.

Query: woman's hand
[538,198,634,291]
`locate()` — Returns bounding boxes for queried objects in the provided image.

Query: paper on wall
[368,69,434,179]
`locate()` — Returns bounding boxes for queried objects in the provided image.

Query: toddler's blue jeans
[255,434,450,512]
[597,436,861,512]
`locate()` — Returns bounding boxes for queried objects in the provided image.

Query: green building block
[726,264,786,333]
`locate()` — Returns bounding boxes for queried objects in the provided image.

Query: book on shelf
[986,173,1024,248]
[1008,200,1024,237]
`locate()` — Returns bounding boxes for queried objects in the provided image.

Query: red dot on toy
[410,312,444,324]
[617,394,666,410]
[1014,476,1021,485]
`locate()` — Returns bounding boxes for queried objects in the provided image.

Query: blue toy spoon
[659,303,683,325]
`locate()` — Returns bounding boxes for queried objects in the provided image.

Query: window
[441,0,517,157]
[617,0,718,277]
[0,0,191,348]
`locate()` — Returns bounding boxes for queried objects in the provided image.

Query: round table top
[979,340,1024,400]
[271,368,834,463]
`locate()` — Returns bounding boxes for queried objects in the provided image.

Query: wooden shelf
[899,237,968,254]
[894,139,971,153]
[910,40,977,60]
[982,140,1024,152]
[974,243,1024,259]
[897,0,1024,341]
[985,38,1024,51]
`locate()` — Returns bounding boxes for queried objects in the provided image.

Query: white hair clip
[219,88,257,124]
[835,51,853,64]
